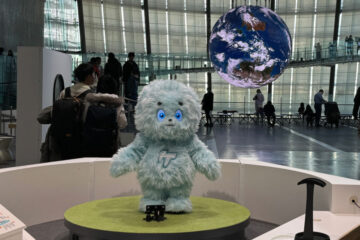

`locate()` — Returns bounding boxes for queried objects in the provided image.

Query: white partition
[239,160,332,224]
[92,160,141,200]
[0,159,91,225]
[16,47,72,166]
[0,158,359,228]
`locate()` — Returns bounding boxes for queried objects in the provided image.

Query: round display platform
[64,196,250,240]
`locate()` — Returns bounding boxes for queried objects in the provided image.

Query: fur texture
[110,80,221,212]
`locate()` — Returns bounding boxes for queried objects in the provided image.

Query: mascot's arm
[189,136,221,180]
[110,133,148,177]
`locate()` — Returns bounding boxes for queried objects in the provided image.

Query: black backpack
[51,87,91,160]
[82,102,118,157]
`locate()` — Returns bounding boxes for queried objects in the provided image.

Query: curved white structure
[0,158,359,239]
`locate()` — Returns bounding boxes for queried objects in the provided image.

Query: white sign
[0,204,25,240]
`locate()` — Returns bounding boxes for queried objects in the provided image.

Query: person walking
[201,88,214,127]
[314,89,327,127]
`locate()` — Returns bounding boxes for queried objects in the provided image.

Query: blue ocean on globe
[209,6,292,88]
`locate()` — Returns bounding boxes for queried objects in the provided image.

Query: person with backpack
[59,63,95,99]
[82,74,127,157]
[51,63,95,160]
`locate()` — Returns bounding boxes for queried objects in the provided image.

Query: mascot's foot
[139,198,165,212]
[165,198,192,213]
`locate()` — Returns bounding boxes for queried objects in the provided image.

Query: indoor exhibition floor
[198,121,360,180]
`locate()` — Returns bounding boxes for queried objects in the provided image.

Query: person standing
[353,87,360,120]
[104,52,122,95]
[348,35,354,55]
[123,52,140,101]
[315,42,322,59]
[253,89,264,120]
[304,104,315,127]
[82,75,127,157]
[201,88,214,127]
[345,36,349,55]
[314,89,327,127]
[298,102,305,122]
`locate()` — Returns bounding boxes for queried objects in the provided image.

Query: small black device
[143,205,166,222]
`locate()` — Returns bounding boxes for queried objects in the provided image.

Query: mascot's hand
[110,160,128,177]
[110,134,146,178]
[190,136,222,181]
[204,161,221,181]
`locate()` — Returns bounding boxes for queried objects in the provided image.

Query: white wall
[0,159,359,227]
[41,48,72,141]
[16,47,72,166]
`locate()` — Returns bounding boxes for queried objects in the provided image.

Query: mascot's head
[135,80,201,141]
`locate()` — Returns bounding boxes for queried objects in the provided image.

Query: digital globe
[209,6,292,88]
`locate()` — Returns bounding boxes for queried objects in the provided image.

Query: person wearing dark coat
[353,87,360,120]
[263,101,276,126]
[201,88,214,127]
[123,52,140,102]
[104,52,122,95]
[304,104,315,127]
[298,102,305,122]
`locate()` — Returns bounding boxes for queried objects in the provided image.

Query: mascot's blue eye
[157,110,166,121]
[175,110,183,121]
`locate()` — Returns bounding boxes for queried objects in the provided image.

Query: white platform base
[23,231,34,240]
[254,211,360,240]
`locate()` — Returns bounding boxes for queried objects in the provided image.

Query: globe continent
[209,6,292,88]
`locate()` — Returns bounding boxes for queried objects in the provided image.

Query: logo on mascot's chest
[158,150,177,168]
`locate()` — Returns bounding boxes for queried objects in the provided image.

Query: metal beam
[143,0,154,81]
[267,0,275,101]
[328,0,342,101]
[143,0,151,55]
[329,65,336,101]
[77,0,86,53]
[206,0,212,90]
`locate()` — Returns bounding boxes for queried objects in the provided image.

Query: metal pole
[10,106,13,136]
[77,0,86,53]
[0,106,2,135]
[143,0,154,81]
[206,0,212,91]
[267,0,275,102]
[328,0,342,101]
[244,95,246,115]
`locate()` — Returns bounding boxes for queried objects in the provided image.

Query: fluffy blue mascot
[110,80,221,212]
